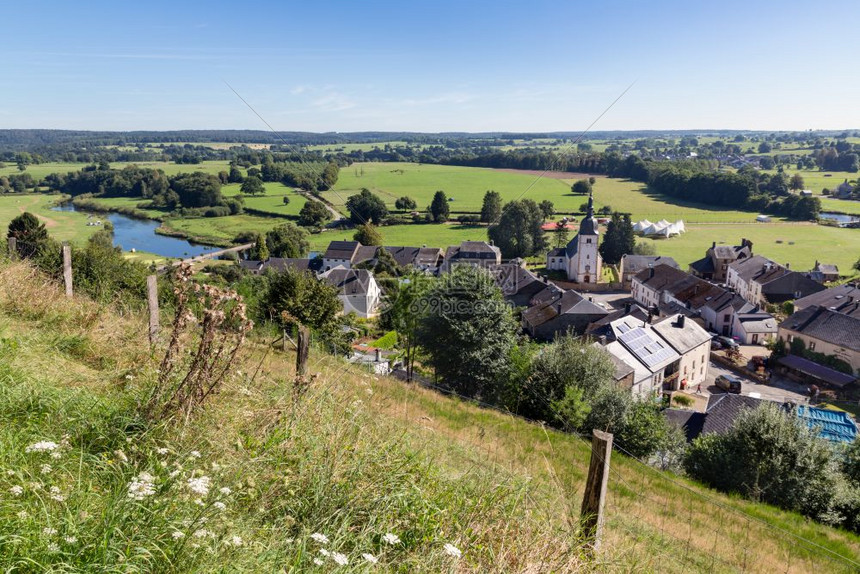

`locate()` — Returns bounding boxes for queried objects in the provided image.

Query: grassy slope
[1,260,858,572]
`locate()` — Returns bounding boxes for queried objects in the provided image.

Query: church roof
[564,191,598,256]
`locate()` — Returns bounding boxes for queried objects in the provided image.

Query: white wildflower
[47,542,60,553]
[226,535,243,547]
[28,482,42,490]
[382,533,400,545]
[186,475,211,497]
[193,529,209,538]
[313,558,324,566]
[26,441,59,453]
[319,548,330,557]
[169,469,181,479]
[213,501,226,511]
[362,553,378,564]
[189,451,201,459]
[332,552,348,566]
[171,531,185,540]
[156,447,169,455]
[159,460,168,468]
[43,527,58,536]
[127,472,156,500]
[17,510,28,519]
[40,464,52,475]
[63,536,77,544]
[9,485,23,496]
[6,469,15,476]
[210,462,221,471]
[194,498,205,506]
[114,450,128,463]
[49,486,65,501]
[310,533,329,544]
[125,374,134,380]
[50,451,62,460]
[443,543,462,558]
[219,487,232,495]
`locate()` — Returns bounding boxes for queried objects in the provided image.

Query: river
[819,212,860,226]
[53,203,219,259]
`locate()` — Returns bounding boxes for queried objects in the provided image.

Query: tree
[789,173,805,193]
[417,266,518,398]
[487,199,547,258]
[758,141,772,153]
[7,212,49,258]
[429,190,450,223]
[353,223,383,246]
[553,220,570,248]
[346,188,388,224]
[632,241,657,255]
[254,233,269,261]
[584,385,670,459]
[684,403,835,521]
[538,200,555,220]
[264,267,341,334]
[228,165,244,183]
[298,200,332,227]
[480,190,502,223]
[381,272,432,381]
[598,213,635,265]
[395,196,417,210]
[520,335,615,424]
[572,179,592,195]
[240,176,265,195]
[169,172,223,207]
[319,161,339,190]
[282,196,291,206]
[265,222,309,258]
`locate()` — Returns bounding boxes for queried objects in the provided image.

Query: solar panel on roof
[618,327,679,368]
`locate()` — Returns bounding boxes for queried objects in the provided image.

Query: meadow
[0,160,233,180]
[0,194,97,244]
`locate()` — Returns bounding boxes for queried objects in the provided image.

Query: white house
[546,192,602,283]
[319,267,382,318]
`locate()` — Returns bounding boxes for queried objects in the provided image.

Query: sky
[1,0,859,133]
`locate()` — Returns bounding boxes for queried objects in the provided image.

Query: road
[699,360,810,405]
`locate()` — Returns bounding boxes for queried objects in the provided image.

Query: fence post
[6,236,16,260]
[580,429,613,554]
[146,275,159,346]
[296,324,310,376]
[62,243,73,297]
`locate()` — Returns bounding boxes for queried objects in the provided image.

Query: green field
[643,223,860,272]
[221,182,307,217]
[326,162,781,223]
[0,194,98,244]
[1,160,233,180]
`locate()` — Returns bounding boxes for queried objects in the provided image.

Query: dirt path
[17,196,59,228]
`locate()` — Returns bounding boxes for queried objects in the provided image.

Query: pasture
[0,160,233,180]
[0,194,97,244]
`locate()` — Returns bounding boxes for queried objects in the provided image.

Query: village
[235,192,859,449]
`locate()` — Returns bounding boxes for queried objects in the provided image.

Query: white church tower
[546,191,602,283]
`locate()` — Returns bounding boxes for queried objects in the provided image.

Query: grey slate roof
[689,256,715,275]
[522,290,608,329]
[651,314,712,354]
[488,264,555,305]
[793,283,860,319]
[622,255,679,276]
[324,240,361,261]
[779,305,860,352]
[777,355,857,388]
[735,312,777,333]
[664,409,706,442]
[321,268,376,296]
[729,255,782,282]
[699,394,772,437]
[633,264,690,291]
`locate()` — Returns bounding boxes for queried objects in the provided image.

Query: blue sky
[1,0,858,132]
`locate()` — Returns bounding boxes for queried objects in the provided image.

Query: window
[808,342,816,351]
[586,238,591,244]
[786,335,793,342]
[724,314,730,322]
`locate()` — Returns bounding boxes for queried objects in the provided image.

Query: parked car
[710,339,723,350]
[715,374,742,394]
[716,336,739,349]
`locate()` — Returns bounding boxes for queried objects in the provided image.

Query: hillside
[0,260,858,572]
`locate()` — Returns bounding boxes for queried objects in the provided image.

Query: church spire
[586,190,594,218]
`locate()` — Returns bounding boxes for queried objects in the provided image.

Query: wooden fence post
[62,243,73,297]
[146,275,159,346]
[6,236,16,260]
[296,324,310,376]
[580,429,613,554]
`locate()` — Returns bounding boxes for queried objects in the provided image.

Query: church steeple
[586,190,594,218]
[579,190,598,235]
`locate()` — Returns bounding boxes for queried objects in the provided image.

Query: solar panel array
[618,327,678,369]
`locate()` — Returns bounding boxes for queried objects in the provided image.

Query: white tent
[674,220,686,233]
[633,219,653,233]
[657,219,671,228]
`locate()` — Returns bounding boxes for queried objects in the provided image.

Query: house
[380,246,444,272]
[319,267,382,318]
[239,257,322,275]
[631,264,689,310]
[807,260,839,283]
[521,289,609,341]
[777,306,860,374]
[489,262,561,308]
[650,314,712,391]
[585,302,651,338]
[597,314,681,399]
[834,180,855,199]
[726,256,825,305]
[664,394,772,442]
[619,255,679,287]
[793,282,860,319]
[439,241,501,273]
[546,192,602,283]
[689,238,753,282]
[731,311,778,345]
[592,341,636,391]
[322,241,378,271]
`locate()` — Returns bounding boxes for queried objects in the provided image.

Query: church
[546,192,602,283]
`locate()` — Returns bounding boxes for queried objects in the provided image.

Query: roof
[776,355,857,388]
[444,241,501,262]
[578,192,598,236]
[734,312,777,333]
[794,283,860,319]
[633,264,690,291]
[814,263,839,275]
[700,394,772,437]
[664,409,706,442]
[760,271,826,301]
[610,316,680,372]
[522,290,608,328]
[320,267,377,296]
[382,246,420,267]
[622,255,679,276]
[779,305,860,352]
[711,241,751,260]
[547,247,566,257]
[239,259,264,272]
[590,341,634,383]
[354,245,380,264]
[585,303,650,337]
[794,405,857,444]
[651,314,712,354]
[728,255,783,283]
[689,256,715,275]
[489,263,552,302]
[324,240,361,261]
[603,340,653,385]
[416,247,443,266]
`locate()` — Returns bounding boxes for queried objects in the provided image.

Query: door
[752,334,758,344]
[722,325,729,336]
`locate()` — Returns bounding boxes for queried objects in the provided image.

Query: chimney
[649,267,655,279]
[598,335,607,345]
[624,302,631,314]
[489,239,494,246]
[556,303,562,314]
[588,296,593,302]
[677,315,685,328]
[712,241,716,249]
[785,263,790,270]
[375,348,382,362]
